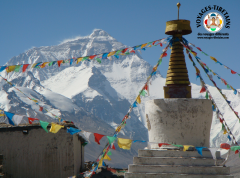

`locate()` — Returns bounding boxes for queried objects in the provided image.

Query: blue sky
[0,0,239,90]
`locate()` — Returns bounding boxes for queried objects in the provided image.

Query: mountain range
[1,29,240,169]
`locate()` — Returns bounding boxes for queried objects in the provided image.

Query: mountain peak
[89,29,111,38]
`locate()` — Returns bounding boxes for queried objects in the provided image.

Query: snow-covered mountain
[1,29,240,168]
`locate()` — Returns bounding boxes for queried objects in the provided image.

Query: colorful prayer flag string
[181,41,240,123]
[0,38,167,74]
[183,37,240,77]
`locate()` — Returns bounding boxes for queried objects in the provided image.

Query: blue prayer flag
[0,66,7,72]
[67,127,81,135]
[102,53,109,59]
[5,111,15,126]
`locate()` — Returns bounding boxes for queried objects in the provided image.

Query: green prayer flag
[82,142,88,147]
[227,84,230,89]
[96,58,101,64]
[205,92,209,99]
[158,59,162,65]
[222,123,225,131]
[48,61,54,66]
[107,136,116,145]
[82,57,89,61]
[115,50,122,55]
[140,90,147,97]
[14,65,21,72]
[107,150,112,156]
[172,144,183,147]
[40,120,49,133]
[107,136,116,144]
[230,146,240,151]
[125,52,130,55]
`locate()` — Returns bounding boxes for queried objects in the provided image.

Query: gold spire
[177,2,181,20]
[163,3,192,98]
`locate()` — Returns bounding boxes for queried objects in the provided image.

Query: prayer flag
[0,66,7,72]
[70,59,74,65]
[81,131,92,142]
[4,111,15,125]
[67,127,81,135]
[107,136,116,144]
[196,47,202,51]
[117,138,132,150]
[220,143,230,150]
[231,146,240,152]
[28,117,39,124]
[76,57,83,64]
[50,123,64,133]
[158,143,170,147]
[110,143,116,150]
[205,91,209,99]
[58,60,63,67]
[209,148,218,159]
[107,151,112,156]
[121,48,128,53]
[195,147,206,156]
[210,56,217,62]
[102,53,109,59]
[133,140,146,143]
[39,106,43,111]
[183,145,194,151]
[40,120,49,133]
[141,43,148,49]
[231,70,237,74]
[14,65,21,72]
[103,154,111,161]
[94,133,105,145]
[200,86,206,93]
[6,66,16,73]
[12,115,24,125]
[98,158,103,167]
[132,101,137,108]
[136,96,141,104]
[89,55,97,59]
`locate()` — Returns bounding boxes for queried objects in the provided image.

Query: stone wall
[0,125,84,178]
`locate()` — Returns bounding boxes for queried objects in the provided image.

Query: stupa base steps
[125,150,233,178]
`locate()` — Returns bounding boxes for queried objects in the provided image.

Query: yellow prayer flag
[76,57,83,64]
[223,129,227,135]
[213,72,216,76]
[210,56,218,62]
[108,51,116,57]
[31,63,37,68]
[6,66,16,73]
[117,138,132,150]
[141,43,148,49]
[0,114,5,117]
[148,45,152,48]
[230,86,234,91]
[41,62,49,68]
[136,96,141,104]
[183,145,194,151]
[103,154,111,161]
[98,158,104,167]
[50,123,64,133]
[195,68,200,74]
[115,125,122,132]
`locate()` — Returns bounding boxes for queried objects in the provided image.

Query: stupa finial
[177,2,181,20]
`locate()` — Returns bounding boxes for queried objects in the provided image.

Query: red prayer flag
[22,64,30,72]
[219,118,224,123]
[94,133,105,145]
[144,84,148,91]
[111,143,116,150]
[200,86,206,93]
[162,52,167,57]
[220,143,231,150]
[152,41,157,45]
[89,55,97,59]
[231,70,237,74]
[158,143,171,147]
[130,50,135,53]
[196,47,202,51]
[235,150,239,154]
[28,117,39,124]
[202,62,206,66]
[39,106,43,112]
[122,48,128,53]
[58,60,63,67]
[235,111,238,116]
[159,43,162,47]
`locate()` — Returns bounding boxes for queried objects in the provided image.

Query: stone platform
[125,149,233,178]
